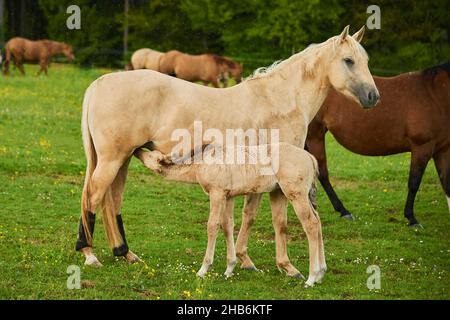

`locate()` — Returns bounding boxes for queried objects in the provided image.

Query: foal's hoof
[125,251,141,264]
[85,255,103,267]
[341,213,354,221]
[290,272,306,280]
[241,265,259,272]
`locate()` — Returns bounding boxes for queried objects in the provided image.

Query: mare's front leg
[222,198,237,277]
[404,144,434,227]
[235,193,262,270]
[269,189,303,279]
[197,190,227,277]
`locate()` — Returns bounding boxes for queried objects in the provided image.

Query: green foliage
[4,0,450,73]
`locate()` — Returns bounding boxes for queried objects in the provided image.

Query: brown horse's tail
[2,43,11,75]
[307,152,319,211]
[80,81,122,248]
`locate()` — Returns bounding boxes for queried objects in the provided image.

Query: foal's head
[326,26,379,108]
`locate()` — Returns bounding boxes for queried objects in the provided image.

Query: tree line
[1,0,449,75]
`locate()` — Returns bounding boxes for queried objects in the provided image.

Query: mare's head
[323,26,379,108]
[62,43,75,61]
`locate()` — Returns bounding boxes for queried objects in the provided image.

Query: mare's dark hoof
[341,213,354,221]
[408,223,424,229]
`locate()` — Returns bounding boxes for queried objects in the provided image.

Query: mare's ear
[352,26,365,43]
[339,25,350,43]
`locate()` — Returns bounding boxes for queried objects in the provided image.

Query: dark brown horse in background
[3,37,75,76]
[306,62,450,227]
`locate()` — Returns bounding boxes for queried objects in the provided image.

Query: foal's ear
[352,26,365,43]
[339,25,350,43]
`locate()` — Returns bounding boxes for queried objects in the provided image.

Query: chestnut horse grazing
[306,62,450,227]
[159,50,242,87]
[75,27,378,273]
[130,48,164,71]
[134,144,325,286]
[3,37,74,76]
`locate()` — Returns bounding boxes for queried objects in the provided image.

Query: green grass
[0,64,448,300]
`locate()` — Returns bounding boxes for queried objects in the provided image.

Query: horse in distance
[3,37,75,76]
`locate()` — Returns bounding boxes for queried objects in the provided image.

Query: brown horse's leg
[235,193,262,270]
[433,147,450,212]
[110,157,140,263]
[15,60,25,75]
[405,144,434,226]
[306,124,353,219]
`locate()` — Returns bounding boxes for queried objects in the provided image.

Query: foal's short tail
[80,80,122,248]
[307,153,320,211]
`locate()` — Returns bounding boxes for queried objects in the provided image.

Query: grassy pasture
[0,64,448,300]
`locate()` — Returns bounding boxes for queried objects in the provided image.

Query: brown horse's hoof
[341,213,354,221]
[408,223,424,229]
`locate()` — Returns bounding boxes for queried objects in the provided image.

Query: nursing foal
[134,143,326,286]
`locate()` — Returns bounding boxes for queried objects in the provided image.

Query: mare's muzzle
[353,83,380,109]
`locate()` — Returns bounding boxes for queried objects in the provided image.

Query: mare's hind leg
[111,158,140,264]
[433,148,450,212]
[404,144,434,227]
[197,190,227,278]
[222,198,237,278]
[77,156,126,266]
[235,193,262,270]
[269,189,303,279]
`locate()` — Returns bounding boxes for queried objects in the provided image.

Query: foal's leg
[222,198,237,277]
[269,189,303,278]
[290,194,322,287]
[404,144,434,226]
[236,193,262,270]
[433,148,450,212]
[197,190,227,277]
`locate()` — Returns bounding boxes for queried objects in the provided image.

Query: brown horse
[3,37,74,76]
[214,55,243,86]
[159,50,242,87]
[306,62,450,227]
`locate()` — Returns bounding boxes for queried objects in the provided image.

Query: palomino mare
[130,48,164,71]
[304,62,450,227]
[159,50,242,87]
[134,144,325,286]
[3,37,74,76]
[75,27,379,276]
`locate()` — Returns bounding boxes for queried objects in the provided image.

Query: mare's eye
[344,58,354,66]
